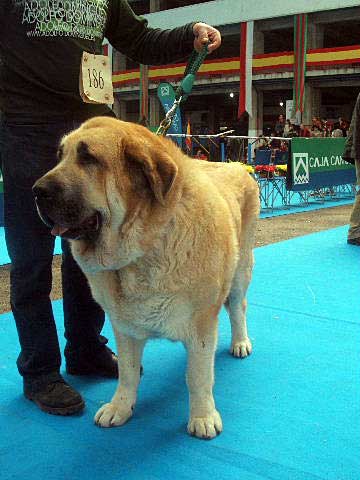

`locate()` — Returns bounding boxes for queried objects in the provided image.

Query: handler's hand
[193,22,221,53]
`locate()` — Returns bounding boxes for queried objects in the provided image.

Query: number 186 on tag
[80,52,114,105]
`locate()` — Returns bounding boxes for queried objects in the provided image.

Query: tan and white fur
[33,117,260,439]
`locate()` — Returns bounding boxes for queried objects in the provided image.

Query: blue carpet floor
[260,195,353,219]
[0,226,359,480]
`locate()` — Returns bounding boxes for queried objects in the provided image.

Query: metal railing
[166,133,356,212]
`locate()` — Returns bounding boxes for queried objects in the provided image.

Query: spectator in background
[291,124,300,137]
[299,123,311,137]
[286,122,300,138]
[339,118,349,137]
[195,148,208,160]
[269,131,281,149]
[283,119,293,137]
[279,140,288,151]
[274,114,285,137]
[310,117,324,137]
[332,122,344,137]
[253,134,271,157]
[254,135,267,150]
[323,120,333,137]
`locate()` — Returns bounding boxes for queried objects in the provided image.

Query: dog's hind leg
[225,262,253,358]
[225,213,256,358]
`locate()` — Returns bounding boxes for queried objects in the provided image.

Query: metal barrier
[166,133,356,211]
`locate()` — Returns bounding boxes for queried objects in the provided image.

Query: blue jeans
[0,118,109,389]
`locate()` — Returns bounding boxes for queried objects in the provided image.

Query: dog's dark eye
[77,141,100,167]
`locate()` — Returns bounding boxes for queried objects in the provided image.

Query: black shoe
[66,345,118,378]
[347,237,360,246]
[24,379,85,416]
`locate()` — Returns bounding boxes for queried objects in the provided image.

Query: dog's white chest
[113,295,193,341]
[88,270,192,340]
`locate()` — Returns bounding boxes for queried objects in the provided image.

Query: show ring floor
[0,225,359,480]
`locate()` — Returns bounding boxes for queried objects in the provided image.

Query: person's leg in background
[62,238,117,377]
[348,161,360,245]
[348,192,360,245]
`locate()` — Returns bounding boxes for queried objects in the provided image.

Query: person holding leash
[0,0,221,415]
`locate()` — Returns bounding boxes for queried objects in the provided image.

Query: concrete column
[253,25,264,55]
[307,21,324,49]
[303,83,321,125]
[208,104,216,133]
[149,94,161,128]
[113,95,127,120]
[248,87,263,138]
[112,50,126,72]
[150,0,161,13]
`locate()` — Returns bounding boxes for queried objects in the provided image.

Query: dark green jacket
[0,0,195,120]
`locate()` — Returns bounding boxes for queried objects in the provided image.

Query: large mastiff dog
[33,117,260,439]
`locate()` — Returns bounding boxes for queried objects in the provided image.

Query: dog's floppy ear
[124,140,178,205]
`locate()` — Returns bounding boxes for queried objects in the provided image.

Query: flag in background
[293,13,308,120]
[185,120,192,153]
[156,82,183,146]
[238,21,254,119]
[139,64,149,124]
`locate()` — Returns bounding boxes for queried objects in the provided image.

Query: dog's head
[33,117,180,270]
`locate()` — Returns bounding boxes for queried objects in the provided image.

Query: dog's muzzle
[32,181,101,240]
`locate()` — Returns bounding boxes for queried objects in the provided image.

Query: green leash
[156,43,209,136]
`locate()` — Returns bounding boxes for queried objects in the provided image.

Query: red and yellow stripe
[306,44,360,67]
[252,51,294,71]
[112,45,360,88]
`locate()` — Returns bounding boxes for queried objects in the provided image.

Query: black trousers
[0,118,107,387]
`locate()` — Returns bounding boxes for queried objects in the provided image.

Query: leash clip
[156,96,183,135]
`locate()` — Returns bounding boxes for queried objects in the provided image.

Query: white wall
[143,0,360,28]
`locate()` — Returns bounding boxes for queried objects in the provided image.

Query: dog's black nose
[33,179,63,202]
[32,183,53,201]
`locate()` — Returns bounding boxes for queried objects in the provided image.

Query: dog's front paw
[230,338,252,358]
[187,410,223,439]
[94,402,133,428]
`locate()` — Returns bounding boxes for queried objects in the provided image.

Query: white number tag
[79,51,114,105]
